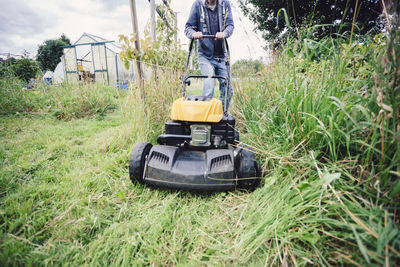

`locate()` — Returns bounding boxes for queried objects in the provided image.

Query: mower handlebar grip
[192,35,216,39]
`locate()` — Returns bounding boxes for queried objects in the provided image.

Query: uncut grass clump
[232,23,400,264]
[119,67,181,143]
[0,74,41,115]
[0,77,121,120]
[43,82,120,120]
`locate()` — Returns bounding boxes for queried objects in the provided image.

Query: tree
[9,57,40,82]
[239,0,383,47]
[36,34,71,71]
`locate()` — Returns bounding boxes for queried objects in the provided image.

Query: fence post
[129,0,145,99]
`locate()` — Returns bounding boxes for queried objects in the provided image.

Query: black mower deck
[144,145,236,191]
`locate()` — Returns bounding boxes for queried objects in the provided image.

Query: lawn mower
[129,36,261,191]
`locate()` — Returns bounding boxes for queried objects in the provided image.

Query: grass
[231,28,400,264]
[1,28,399,265]
[0,113,351,265]
[2,111,396,265]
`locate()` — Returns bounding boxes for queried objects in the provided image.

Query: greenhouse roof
[63,32,122,54]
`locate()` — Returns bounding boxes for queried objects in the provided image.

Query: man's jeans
[199,54,232,111]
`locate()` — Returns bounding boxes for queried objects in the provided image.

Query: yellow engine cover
[171,97,223,122]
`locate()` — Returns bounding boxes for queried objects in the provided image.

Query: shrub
[9,57,40,82]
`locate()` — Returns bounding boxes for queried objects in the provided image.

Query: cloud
[0,0,53,55]
[0,0,136,55]
[97,0,130,11]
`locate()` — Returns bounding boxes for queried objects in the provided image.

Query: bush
[0,57,40,83]
[9,57,40,82]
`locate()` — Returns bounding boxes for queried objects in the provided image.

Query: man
[184,0,234,110]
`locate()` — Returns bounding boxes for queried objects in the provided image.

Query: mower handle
[183,75,227,94]
[182,75,227,95]
[192,34,216,39]
[184,75,227,81]
[183,35,232,114]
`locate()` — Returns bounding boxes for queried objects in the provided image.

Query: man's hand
[215,32,226,40]
[192,32,203,40]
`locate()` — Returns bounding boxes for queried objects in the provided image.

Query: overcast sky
[0,0,269,63]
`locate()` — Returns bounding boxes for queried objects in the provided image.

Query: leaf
[115,191,126,202]
[377,218,399,254]
[276,8,290,28]
[298,182,311,191]
[389,178,400,197]
[123,60,130,70]
[322,172,340,189]
[303,230,319,245]
[351,225,370,263]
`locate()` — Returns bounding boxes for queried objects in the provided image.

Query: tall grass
[0,74,37,115]
[232,25,400,264]
[45,83,120,120]
[0,78,120,119]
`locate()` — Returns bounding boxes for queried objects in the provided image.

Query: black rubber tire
[234,130,240,142]
[129,142,153,184]
[236,149,261,190]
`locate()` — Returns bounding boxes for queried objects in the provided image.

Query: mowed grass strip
[0,113,251,265]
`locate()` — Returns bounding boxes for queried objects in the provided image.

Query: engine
[157,114,239,148]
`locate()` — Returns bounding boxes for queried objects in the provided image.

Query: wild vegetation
[1,5,399,267]
[0,57,40,83]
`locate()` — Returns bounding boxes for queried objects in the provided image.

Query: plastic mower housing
[129,36,261,191]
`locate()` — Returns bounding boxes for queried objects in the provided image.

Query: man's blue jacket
[184,0,234,59]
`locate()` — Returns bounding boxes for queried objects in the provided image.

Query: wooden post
[150,0,156,41]
[129,0,145,98]
[174,12,178,43]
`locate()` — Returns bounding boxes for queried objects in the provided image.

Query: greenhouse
[59,32,136,87]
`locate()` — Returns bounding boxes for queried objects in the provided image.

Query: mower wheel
[129,142,152,184]
[236,149,261,190]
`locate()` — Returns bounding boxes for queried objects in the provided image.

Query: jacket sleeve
[222,0,234,38]
[184,2,199,39]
